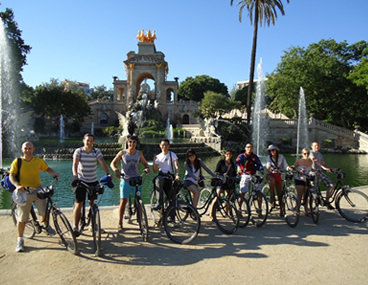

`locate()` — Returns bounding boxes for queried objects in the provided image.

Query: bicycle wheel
[233,194,251,228]
[309,192,319,224]
[261,184,276,214]
[91,208,102,257]
[137,199,149,241]
[336,188,368,223]
[164,202,200,244]
[283,192,300,228]
[212,198,239,234]
[198,187,211,215]
[150,190,162,226]
[53,210,78,255]
[249,191,269,227]
[11,203,36,239]
[124,197,133,223]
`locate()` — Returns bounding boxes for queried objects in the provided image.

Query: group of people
[8,133,336,253]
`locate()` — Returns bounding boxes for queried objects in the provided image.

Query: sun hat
[12,189,28,206]
[267,144,279,152]
[99,175,114,189]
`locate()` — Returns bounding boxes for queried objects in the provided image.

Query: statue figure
[136,29,157,42]
[199,117,220,138]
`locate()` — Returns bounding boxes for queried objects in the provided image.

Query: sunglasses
[246,146,253,149]
[128,140,137,144]
[303,152,310,155]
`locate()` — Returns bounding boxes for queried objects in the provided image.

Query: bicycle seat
[251,175,263,184]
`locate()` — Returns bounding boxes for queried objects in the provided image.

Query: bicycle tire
[124,196,133,223]
[137,199,149,242]
[309,192,319,224]
[164,202,200,244]
[150,190,162,226]
[53,210,78,255]
[262,184,276,214]
[198,187,211,215]
[283,192,300,228]
[92,208,102,257]
[212,198,239,234]
[249,191,269,227]
[11,203,36,239]
[336,188,368,223]
[233,194,251,228]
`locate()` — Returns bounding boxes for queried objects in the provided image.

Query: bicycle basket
[129,176,142,186]
[251,175,263,184]
[337,171,346,180]
[37,186,54,199]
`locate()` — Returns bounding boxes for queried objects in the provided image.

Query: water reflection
[1,154,367,209]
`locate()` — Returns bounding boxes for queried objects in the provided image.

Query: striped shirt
[73,147,103,183]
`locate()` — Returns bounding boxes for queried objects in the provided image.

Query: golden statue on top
[136,29,156,43]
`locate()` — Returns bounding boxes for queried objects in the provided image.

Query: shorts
[239,174,252,193]
[267,173,282,183]
[120,179,141,199]
[319,173,335,188]
[17,191,46,223]
[183,180,197,189]
[74,181,99,203]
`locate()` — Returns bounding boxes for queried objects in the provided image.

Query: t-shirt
[9,157,49,188]
[73,147,103,183]
[154,151,178,174]
[310,151,324,171]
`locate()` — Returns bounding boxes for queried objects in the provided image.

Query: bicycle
[150,177,200,244]
[239,173,269,227]
[182,176,240,234]
[15,178,78,254]
[123,173,149,241]
[10,201,42,239]
[307,169,368,224]
[211,175,251,229]
[73,180,105,256]
[262,170,300,228]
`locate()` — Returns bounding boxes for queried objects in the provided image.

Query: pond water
[1,153,367,209]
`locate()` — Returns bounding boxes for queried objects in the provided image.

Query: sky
[1,0,367,92]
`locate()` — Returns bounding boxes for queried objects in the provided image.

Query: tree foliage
[30,79,91,125]
[177,75,228,102]
[198,91,240,118]
[266,39,368,131]
[89,85,114,101]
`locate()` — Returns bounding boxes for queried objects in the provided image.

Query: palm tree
[230,0,289,124]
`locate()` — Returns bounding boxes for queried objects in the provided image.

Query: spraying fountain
[0,18,18,167]
[59,114,65,141]
[251,58,269,156]
[296,87,309,155]
[166,117,173,143]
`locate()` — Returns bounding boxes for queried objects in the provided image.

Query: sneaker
[15,239,24,252]
[44,225,56,236]
[73,227,80,237]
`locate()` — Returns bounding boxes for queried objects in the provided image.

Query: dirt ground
[1,195,368,285]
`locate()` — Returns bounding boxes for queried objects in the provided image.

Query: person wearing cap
[110,135,150,232]
[236,143,264,194]
[265,144,291,216]
[9,141,60,252]
[71,133,112,237]
[152,138,181,209]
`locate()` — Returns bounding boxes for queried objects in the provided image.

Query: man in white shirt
[152,139,180,206]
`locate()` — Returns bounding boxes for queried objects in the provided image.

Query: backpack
[0,158,22,191]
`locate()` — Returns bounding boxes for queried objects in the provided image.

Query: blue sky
[1,0,367,91]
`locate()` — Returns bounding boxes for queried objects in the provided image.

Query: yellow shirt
[9,157,49,188]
